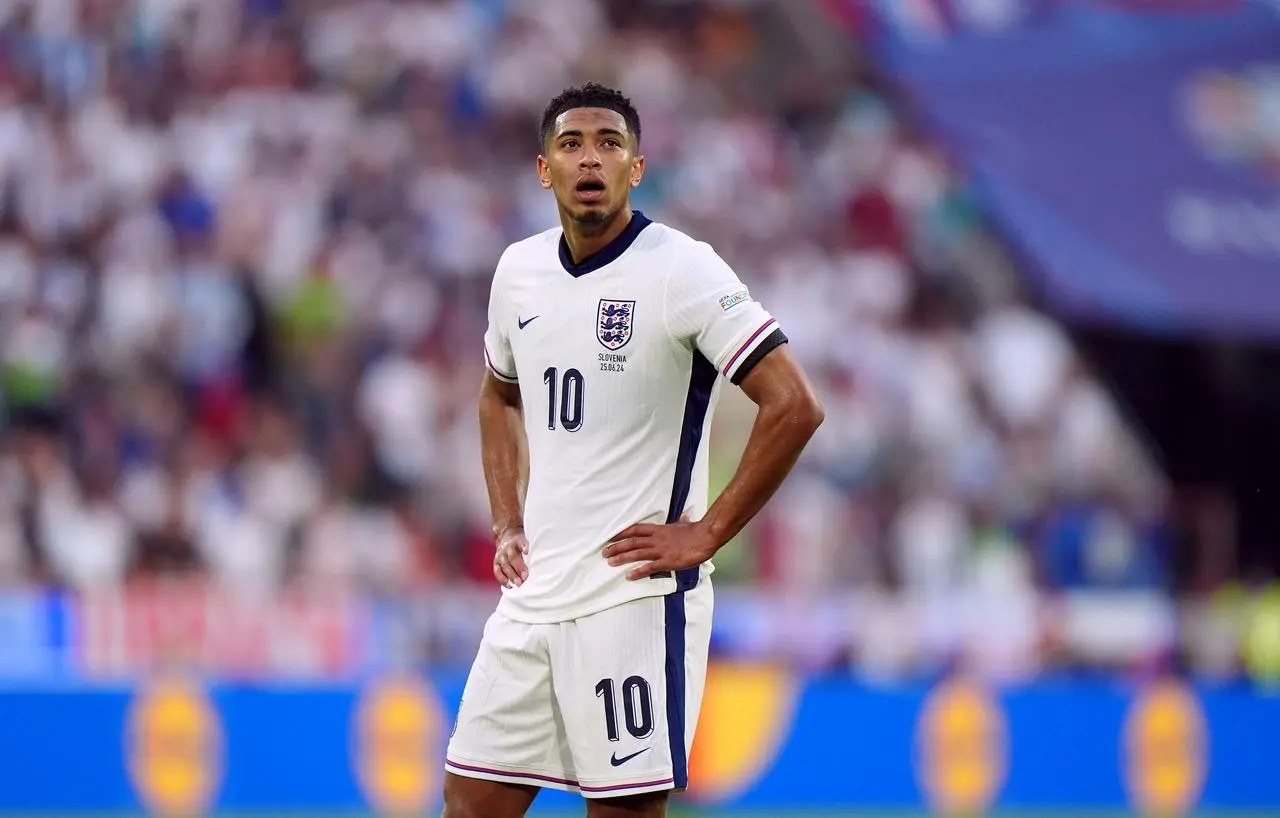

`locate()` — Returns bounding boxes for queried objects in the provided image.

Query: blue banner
[0,591,64,678]
[0,667,1277,814]
[881,2,1280,337]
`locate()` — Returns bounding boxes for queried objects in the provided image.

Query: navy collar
[558,211,652,277]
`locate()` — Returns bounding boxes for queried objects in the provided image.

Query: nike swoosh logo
[610,748,651,767]
[518,315,539,329]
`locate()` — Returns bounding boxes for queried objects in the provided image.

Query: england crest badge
[597,299,635,351]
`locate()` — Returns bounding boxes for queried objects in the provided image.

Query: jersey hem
[494,563,713,624]
[494,577,677,624]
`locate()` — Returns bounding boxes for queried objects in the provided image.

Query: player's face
[538,108,644,228]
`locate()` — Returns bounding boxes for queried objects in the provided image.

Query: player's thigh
[442,771,538,818]
[446,612,573,786]
[585,789,669,818]
[551,580,712,798]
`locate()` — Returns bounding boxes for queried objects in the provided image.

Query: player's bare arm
[604,344,823,579]
[479,370,530,588]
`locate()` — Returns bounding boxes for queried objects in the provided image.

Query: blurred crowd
[1184,62,1280,181]
[0,0,1201,676]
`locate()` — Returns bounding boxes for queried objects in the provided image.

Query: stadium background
[0,0,1278,815]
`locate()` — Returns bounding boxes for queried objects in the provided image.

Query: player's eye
[561,139,580,149]
[603,139,621,148]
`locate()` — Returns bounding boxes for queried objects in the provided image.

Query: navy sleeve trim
[729,328,788,386]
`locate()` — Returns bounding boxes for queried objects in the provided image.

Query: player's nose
[579,150,602,169]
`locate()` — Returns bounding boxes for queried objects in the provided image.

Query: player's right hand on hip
[494,528,530,589]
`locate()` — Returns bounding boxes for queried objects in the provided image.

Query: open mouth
[575,179,606,202]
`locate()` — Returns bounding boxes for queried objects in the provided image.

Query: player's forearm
[479,384,526,537]
[699,395,823,549]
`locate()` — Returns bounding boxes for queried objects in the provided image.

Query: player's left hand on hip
[603,514,718,581]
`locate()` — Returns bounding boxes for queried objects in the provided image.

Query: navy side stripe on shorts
[663,592,689,790]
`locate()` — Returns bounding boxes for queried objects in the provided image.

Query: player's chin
[571,202,611,224]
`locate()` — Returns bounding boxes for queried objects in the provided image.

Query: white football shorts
[445,575,713,799]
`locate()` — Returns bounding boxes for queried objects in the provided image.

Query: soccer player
[443,83,824,818]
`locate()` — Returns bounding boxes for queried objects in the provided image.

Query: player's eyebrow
[556,128,628,142]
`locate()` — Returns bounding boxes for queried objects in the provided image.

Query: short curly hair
[539,82,641,151]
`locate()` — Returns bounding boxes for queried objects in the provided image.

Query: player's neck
[561,206,633,264]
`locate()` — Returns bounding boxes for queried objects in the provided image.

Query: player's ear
[629,155,645,189]
[536,155,553,189]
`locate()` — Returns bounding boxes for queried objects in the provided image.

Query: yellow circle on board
[687,662,797,802]
[125,675,223,817]
[916,677,1008,816]
[354,675,444,816]
[1124,679,1207,816]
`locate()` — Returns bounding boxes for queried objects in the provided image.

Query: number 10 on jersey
[543,367,584,432]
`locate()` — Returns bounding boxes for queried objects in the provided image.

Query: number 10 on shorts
[595,676,654,741]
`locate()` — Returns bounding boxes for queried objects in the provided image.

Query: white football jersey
[482,212,785,623]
